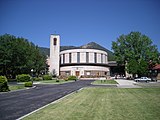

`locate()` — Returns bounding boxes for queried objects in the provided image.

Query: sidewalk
[115,79,141,88]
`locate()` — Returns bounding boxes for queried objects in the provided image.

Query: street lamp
[31,69,34,84]
[149,70,152,80]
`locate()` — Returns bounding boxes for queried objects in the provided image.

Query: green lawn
[9,85,26,91]
[39,79,75,84]
[134,82,160,88]
[17,80,75,84]
[23,88,160,120]
[92,80,118,85]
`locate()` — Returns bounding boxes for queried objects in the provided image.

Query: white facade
[60,66,109,76]
[49,34,60,75]
[49,34,110,77]
[60,49,108,64]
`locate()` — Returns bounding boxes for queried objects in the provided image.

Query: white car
[134,77,151,82]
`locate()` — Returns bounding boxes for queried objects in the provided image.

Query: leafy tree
[112,32,159,77]
[0,34,47,78]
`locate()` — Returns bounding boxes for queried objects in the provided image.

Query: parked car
[134,77,151,82]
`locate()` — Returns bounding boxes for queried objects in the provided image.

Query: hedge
[68,76,77,80]
[16,74,31,82]
[42,75,52,80]
[32,77,43,81]
[24,82,33,87]
[0,76,10,92]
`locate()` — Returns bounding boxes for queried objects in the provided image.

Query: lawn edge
[17,87,84,120]
[0,86,36,94]
[39,80,76,84]
[91,80,118,85]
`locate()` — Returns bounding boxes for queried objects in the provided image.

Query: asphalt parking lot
[0,80,93,120]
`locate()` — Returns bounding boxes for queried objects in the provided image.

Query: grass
[9,85,26,91]
[40,79,75,84]
[92,80,118,85]
[23,88,160,120]
[134,82,160,88]
[17,80,75,84]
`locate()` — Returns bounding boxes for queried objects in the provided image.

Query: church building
[48,34,124,78]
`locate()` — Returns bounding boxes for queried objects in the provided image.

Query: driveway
[115,79,141,88]
[0,80,93,120]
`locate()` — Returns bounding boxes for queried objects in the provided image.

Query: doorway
[75,71,80,76]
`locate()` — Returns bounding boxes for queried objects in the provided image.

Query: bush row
[68,76,77,80]
[16,74,78,82]
[16,74,53,82]
[42,75,52,80]
[16,74,31,82]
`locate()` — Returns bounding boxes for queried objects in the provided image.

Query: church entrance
[75,71,80,76]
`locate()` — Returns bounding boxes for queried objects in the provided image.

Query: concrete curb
[17,87,84,120]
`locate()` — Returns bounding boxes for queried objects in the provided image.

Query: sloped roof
[153,64,160,70]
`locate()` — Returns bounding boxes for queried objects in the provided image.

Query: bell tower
[49,34,60,76]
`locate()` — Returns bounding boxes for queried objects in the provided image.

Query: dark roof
[153,64,160,70]
[61,42,110,52]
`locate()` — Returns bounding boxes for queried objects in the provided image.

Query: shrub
[64,77,68,81]
[32,77,43,81]
[16,74,31,82]
[24,82,33,87]
[52,74,57,78]
[42,75,52,80]
[68,76,77,80]
[56,79,59,82]
[0,76,10,92]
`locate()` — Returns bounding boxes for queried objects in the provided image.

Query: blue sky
[0,0,160,51]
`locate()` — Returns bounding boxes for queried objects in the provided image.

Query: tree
[112,32,159,77]
[0,34,47,78]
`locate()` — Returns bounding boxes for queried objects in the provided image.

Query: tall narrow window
[69,53,72,63]
[77,52,80,63]
[105,55,107,63]
[94,53,97,63]
[53,38,57,45]
[101,54,103,63]
[63,54,65,64]
[86,52,89,63]
[60,55,62,64]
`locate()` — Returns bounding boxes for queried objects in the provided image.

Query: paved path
[0,80,93,120]
[115,79,141,88]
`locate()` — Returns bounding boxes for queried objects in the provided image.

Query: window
[63,54,65,64]
[101,54,103,63]
[65,71,70,76]
[77,52,80,63]
[60,55,62,64]
[53,38,57,45]
[94,53,97,63]
[105,55,107,63]
[69,53,72,63]
[86,71,91,75]
[86,52,89,63]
